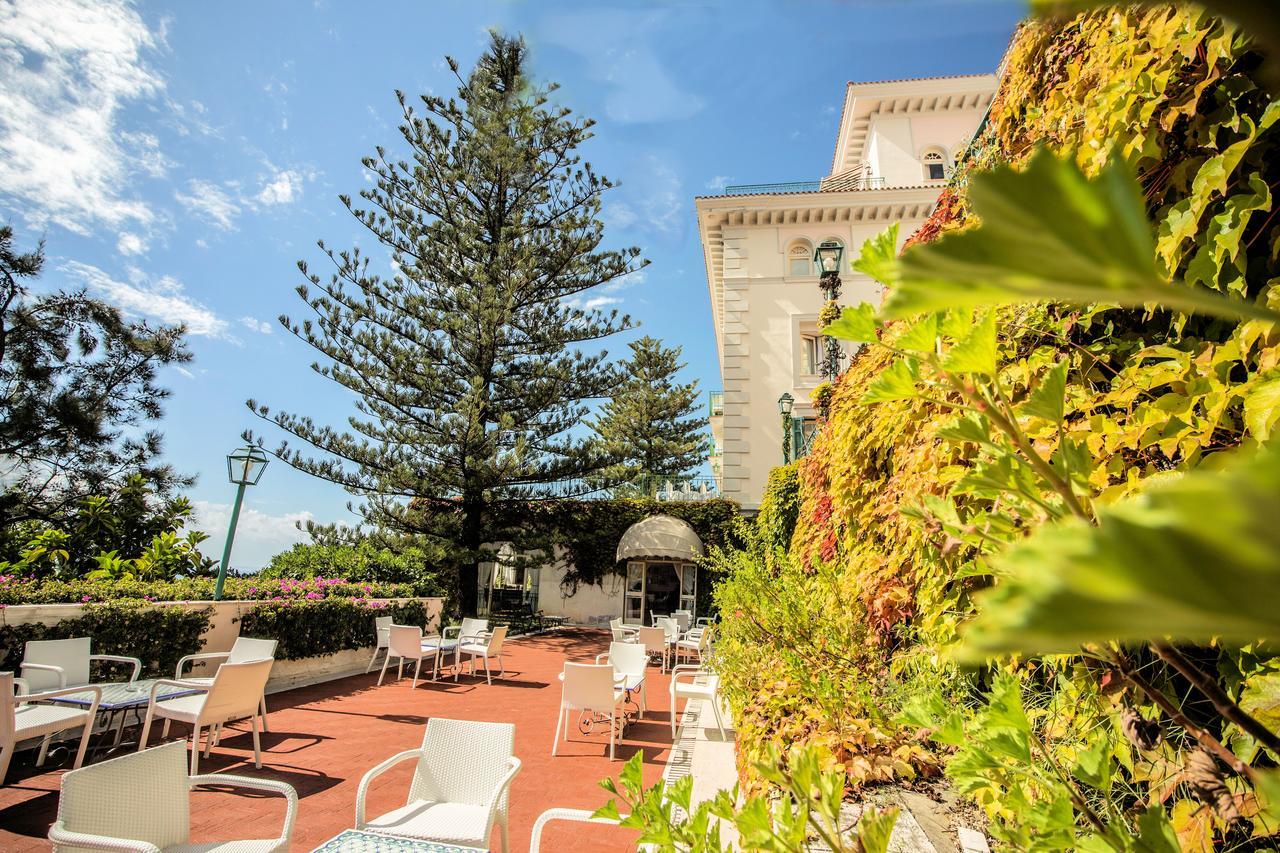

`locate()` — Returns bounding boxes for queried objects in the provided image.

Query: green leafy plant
[238,598,433,660]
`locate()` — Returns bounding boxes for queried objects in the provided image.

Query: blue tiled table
[311,829,485,852]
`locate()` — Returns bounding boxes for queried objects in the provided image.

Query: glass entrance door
[623,561,698,625]
[643,562,681,623]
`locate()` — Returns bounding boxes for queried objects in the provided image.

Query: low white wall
[1,597,444,694]
[535,548,626,626]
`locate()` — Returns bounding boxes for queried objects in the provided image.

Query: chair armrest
[48,821,160,852]
[459,631,489,645]
[20,661,67,687]
[595,652,610,664]
[20,684,102,715]
[174,652,230,679]
[13,676,29,695]
[483,757,522,825]
[441,625,461,639]
[193,774,298,845]
[148,678,209,703]
[670,666,714,685]
[91,654,143,682]
[530,807,627,852]
[355,749,425,827]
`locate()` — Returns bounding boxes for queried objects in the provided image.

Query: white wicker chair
[637,626,669,674]
[138,658,274,775]
[529,807,627,852]
[0,672,100,784]
[608,618,639,644]
[379,624,430,688]
[174,636,276,733]
[48,740,297,852]
[440,617,488,645]
[454,625,508,684]
[595,641,647,718]
[366,615,394,673]
[21,637,141,691]
[553,663,626,760]
[356,717,521,853]
[674,626,712,666]
[670,665,725,737]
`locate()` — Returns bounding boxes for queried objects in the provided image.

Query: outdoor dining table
[43,678,203,757]
[419,636,460,681]
[311,829,485,852]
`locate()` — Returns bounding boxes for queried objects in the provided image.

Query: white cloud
[705,175,732,192]
[240,316,273,335]
[256,169,302,205]
[564,268,647,313]
[0,0,165,233]
[117,232,146,255]
[191,500,314,571]
[640,155,682,235]
[174,179,241,230]
[61,260,230,338]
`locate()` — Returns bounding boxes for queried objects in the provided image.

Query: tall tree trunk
[458,494,483,616]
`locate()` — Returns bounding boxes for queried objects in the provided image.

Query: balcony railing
[721,176,887,196]
[540,475,720,501]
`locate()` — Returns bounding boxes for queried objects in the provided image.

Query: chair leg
[0,745,11,785]
[366,647,380,674]
[483,656,492,685]
[670,691,678,738]
[162,718,171,739]
[710,695,726,734]
[259,695,269,733]
[412,658,422,689]
[139,707,156,751]
[397,657,404,680]
[251,713,263,769]
[552,704,565,756]
[203,726,214,758]
[36,734,53,767]
[609,710,616,761]
[378,651,392,686]
[190,724,201,776]
[497,653,506,677]
[500,814,510,853]
[73,713,93,769]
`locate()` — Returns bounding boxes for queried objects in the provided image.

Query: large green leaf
[851,223,900,287]
[958,448,1280,661]
[823,303,878,344]
[882,148,1280,324]
[941,311,997,375]
[861,357,920,404]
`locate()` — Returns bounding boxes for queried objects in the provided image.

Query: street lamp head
[226,444,270,486]
[777,392,795,417]
[814,241,844,275]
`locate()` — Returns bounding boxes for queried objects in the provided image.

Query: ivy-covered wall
[712,7,1280,847]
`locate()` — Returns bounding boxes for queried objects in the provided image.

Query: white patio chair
[695,616,714,629]
[174,635,276,733]
[595,641,647,718]
[672,610,692,633]
[674,626,713,666]
[529,807,628,853]
[0,672,100,784]
[553,663,626,760]
[366,615,394,673]
[649,613,669,628]
[138,658,274,775]
[356,717,521,853]
[49,740,297,852]
[455,625,509,685]
[608,618,639,643]
[670,664,725,737]
[637,626,669,674]
[21,637,142,691]
[379,624,430,688]
[440,617,488,644]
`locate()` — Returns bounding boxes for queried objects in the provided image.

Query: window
[801,334,821,375]
[923,149,947,182]
[786,240,813,277]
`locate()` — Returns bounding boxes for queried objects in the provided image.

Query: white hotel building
[696,73,997,510]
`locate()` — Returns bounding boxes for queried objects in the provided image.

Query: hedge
[0,574,419,605]
[237,598,434,660]
[0,602,213,678]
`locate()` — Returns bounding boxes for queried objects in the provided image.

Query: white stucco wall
[866,109,987,187]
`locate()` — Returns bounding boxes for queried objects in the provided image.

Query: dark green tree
[248,33,645,615]
[0,225,192,526]
[589,336,707,493]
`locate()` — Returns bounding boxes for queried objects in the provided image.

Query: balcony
[721,163,886,196]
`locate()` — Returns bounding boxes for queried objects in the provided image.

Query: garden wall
[1,597,444,694]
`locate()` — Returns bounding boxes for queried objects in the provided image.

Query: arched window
[922,148,947,182]
[786,240,813,277]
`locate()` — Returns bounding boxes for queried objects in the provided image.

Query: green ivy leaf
[823,303,878,344]
[895,313,939,353]
[1021,361,1069,424]
[1244,370,1280,441]
[941,311,998,375]
[883,147,1280,324]
[855,807,901,853]
[937,412,997,448]
[861,357,920,404]
[958,448,1280,661]
[851,222,900,287]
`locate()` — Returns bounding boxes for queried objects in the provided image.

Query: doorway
[624,561,697,625]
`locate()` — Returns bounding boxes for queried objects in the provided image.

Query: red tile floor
[0,629,678,852]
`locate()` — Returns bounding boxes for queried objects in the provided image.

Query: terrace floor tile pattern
[0,629,676,852]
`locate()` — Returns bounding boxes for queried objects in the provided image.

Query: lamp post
[778,392,795,464]
[214,444,270,601]
[813,240,847,419]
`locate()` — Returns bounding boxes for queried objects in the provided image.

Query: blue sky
[0,0,1021,569]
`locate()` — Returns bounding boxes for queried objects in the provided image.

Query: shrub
[0,574,419,605]
[238,597,433,660]
[259,541,448,598]
[0,602,212,678]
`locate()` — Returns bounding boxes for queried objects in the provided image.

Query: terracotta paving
[0,629,678,852]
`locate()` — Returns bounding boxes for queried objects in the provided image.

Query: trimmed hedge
[0,574,418,605]
[238,598,433,660]
[0,602,213,678]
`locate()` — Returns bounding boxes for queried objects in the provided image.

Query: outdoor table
[311,829,485,852]
[45,678,204,757]
[419,636,460,680]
